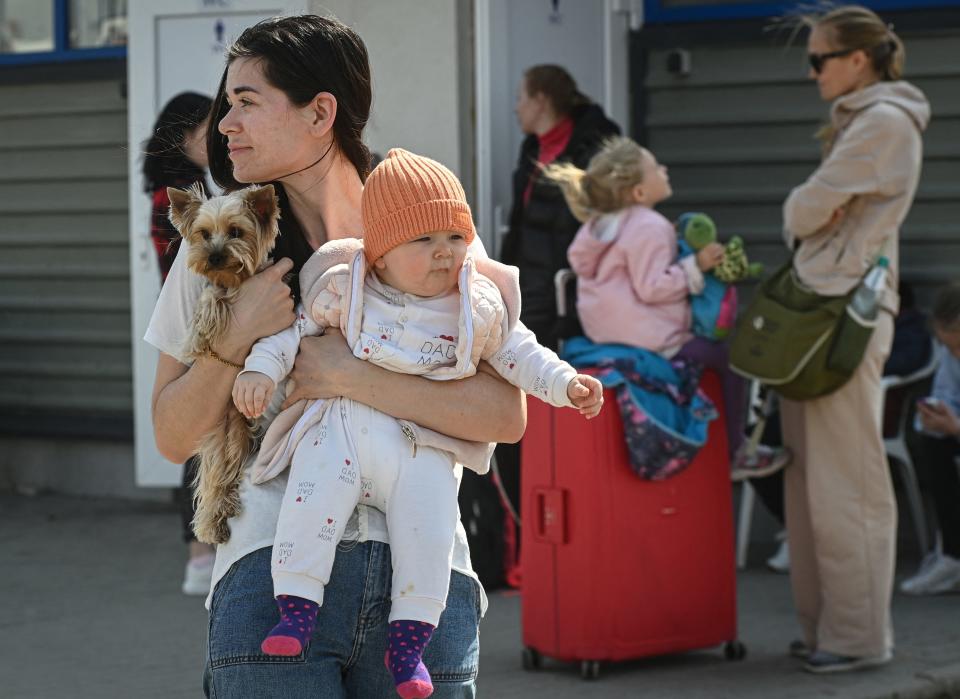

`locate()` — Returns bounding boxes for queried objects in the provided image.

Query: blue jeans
[204,543,480,698]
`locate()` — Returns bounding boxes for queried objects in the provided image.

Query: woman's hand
[281,329,526,443]
[696,242,725,272]
[217,258,296,360]
[917,399,960,437]
[282,329,362,408]
[827,206,846,228]
[814,206,846,235]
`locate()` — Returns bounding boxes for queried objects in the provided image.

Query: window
[0,1,54,54]
[0,0,126,64]
[69,0,127,49]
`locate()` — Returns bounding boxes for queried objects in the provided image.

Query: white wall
[0,439,166,502]
[313,0,472,188]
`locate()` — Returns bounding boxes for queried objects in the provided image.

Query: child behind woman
[546,136,789,477]
[233,148,602,698]
[141,91,215,597]
[902,282,960,595]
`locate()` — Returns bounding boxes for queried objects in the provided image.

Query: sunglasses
[808,48,856,74]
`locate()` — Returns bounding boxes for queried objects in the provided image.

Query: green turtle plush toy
[675,212,763,340]
[677,212,763,283]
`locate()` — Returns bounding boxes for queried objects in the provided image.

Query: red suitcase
[520,371,745,679]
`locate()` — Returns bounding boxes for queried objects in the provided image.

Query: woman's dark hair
[207,15,372,191]
[523,64,591,118]
[141,92,212,193]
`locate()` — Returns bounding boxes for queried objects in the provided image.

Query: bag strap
[875,234,894,263]
[794,230,894,284]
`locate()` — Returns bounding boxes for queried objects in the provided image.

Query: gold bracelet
[206,348,244,370]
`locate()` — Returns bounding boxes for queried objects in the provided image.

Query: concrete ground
[1,492,958,699]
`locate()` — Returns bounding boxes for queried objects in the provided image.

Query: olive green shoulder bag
[728,244,889,401]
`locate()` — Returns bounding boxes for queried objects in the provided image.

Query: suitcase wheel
[580,660,600,680]
[723,640,747,661]
[521,647,542,671]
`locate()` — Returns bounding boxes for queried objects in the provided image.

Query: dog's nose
[208,252,225,267]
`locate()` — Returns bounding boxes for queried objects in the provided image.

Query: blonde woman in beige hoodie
[780,5,930,674]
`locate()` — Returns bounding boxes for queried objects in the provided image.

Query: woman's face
[217,57,323,183]
[515,79,546,135]
[182,120,209,169]
[807,25,871,102]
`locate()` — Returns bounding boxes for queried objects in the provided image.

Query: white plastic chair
[735,380,766,569]
[554,268,576,319]
[735,344,940,568]
[880,344,940,555]
[554,268,577,353]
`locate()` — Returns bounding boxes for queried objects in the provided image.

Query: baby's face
[374,231,469,297]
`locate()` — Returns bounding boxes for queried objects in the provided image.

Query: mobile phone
[918,397,942,408]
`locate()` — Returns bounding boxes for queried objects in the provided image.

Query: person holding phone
[901,282,960,596]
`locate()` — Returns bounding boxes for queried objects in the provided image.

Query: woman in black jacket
[487,67,619,591]
[500,64,620,351]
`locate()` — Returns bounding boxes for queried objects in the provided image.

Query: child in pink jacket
[548,136,789,478]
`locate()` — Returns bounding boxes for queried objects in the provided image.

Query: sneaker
[182,553,215,596]
[804,649,892,674]
[767,536,790,574]
[731,444,791,481]
[900,549,941,588]
[789,640,812,659]
[899,553,960,596]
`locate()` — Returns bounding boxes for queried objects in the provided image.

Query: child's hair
[544,137,646,223]
[142,91,213,193]
[932,282,960,330]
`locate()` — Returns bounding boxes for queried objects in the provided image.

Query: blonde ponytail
[542,162,595,223]
[544,136,647,223]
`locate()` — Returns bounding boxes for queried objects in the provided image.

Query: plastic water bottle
[850,256,889,321]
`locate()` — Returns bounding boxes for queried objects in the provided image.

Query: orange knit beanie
[361,147,475,263]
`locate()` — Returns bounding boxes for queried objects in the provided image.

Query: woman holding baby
[147,15,522,698]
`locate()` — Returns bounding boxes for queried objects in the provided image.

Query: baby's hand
[696,242,725,272]
[567,374,604,419]
[233,372,276,419]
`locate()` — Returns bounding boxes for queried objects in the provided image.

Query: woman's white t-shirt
[144,242,487,613]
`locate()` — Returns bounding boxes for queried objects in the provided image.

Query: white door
[127,1,306,487]
[473,0,637,256]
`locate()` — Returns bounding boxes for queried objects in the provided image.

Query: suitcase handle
[533,487,566,545]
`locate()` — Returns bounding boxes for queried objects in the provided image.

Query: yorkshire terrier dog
[167,183,281,544]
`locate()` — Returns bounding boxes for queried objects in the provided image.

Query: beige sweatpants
[780,311,895,658]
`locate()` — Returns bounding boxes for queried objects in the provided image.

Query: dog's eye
[199,229,211,241]
[229,227,242,239]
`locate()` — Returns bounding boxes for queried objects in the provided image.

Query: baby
[233,148,602,698]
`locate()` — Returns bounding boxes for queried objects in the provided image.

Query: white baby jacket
[245,238,576,483]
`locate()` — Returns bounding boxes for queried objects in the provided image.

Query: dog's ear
[167,186,203,234]
[242,184,280,227]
